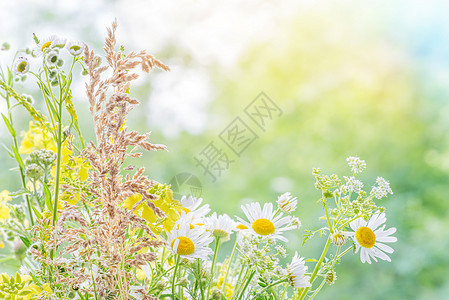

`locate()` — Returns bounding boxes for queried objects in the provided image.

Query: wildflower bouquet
[0,21,397,300]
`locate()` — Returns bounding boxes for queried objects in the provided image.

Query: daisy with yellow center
[66,41,85,56]
[236,202,295,242]
[287,252,311,288]
[167,221,213,260]
[205,213,236,241]
[347,213,397,264]
[33,35,57,56]
[178,195,210,226]
[13,57,30,74]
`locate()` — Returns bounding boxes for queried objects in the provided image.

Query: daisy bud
[276,192,298,213]
[290,216,302,230]
[325,270,337,285]
[46,50,59,65]
[331,231,347,246]
[1,42,10,51]
[49,69,58,79]
[23,94,34,104]
[211,289,223,300]
[57,58,64,67]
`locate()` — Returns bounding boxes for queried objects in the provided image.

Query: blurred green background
[1,0,449,299]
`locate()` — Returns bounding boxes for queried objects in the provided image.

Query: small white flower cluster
[342,176,364,194]
[346,156,366,174]
[370,176,393,199]
[12,35,85,76]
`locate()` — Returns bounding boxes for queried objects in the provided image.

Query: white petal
[373,248,391,262]
[375,242,394,254]
[368,213,386,231]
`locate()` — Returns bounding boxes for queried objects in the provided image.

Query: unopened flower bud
[331,231,347,246]
[325,270,337,285]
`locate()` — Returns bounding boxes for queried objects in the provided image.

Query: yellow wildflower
[124,184,182,234]
[19,121,56,154]
[51,139,91,205]
[0,272,42,300]
[136,268,146,281]
[0,190,11,222]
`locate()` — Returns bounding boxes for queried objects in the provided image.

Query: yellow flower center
[182,207,191,214]
[70,45,81,52]
[236,224,248,230]
[355,226,376,248]
[252,218,275,235]
[41,41,52,52]
[171,236,195,255]
[17,61,28,72]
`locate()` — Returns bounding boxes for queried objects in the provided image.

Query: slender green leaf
[1,113,16,137]
[11,145,24,170]
[32,205,42,219]
[43,182,53,212]
[19,236,31,248]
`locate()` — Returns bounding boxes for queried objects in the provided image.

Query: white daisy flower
[45,49,59,66]
[66,41,85,56]
[13,56,30,74]
[51,36,67,48]
[33,35,57,56]
[236,202,295,242]
[167,221,213,260]
[180,195,210,218]
[276,192,297,213]
[205,212,235,241]
[347,213,397,264]
[287,252,311,288]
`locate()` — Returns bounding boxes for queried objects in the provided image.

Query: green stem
[171,254,180,299]
[1,74,34,226]
[280,283,288,299]
[299,237,331,300]
[51,97,63,227]
[221,239,238,294]
[232,262,247,299]
[336,246,353,260]
[308,279,326,300]
[337,214,361,231]
[206,237,221,300]
[236,270,256,300]
[254,278,288,298]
